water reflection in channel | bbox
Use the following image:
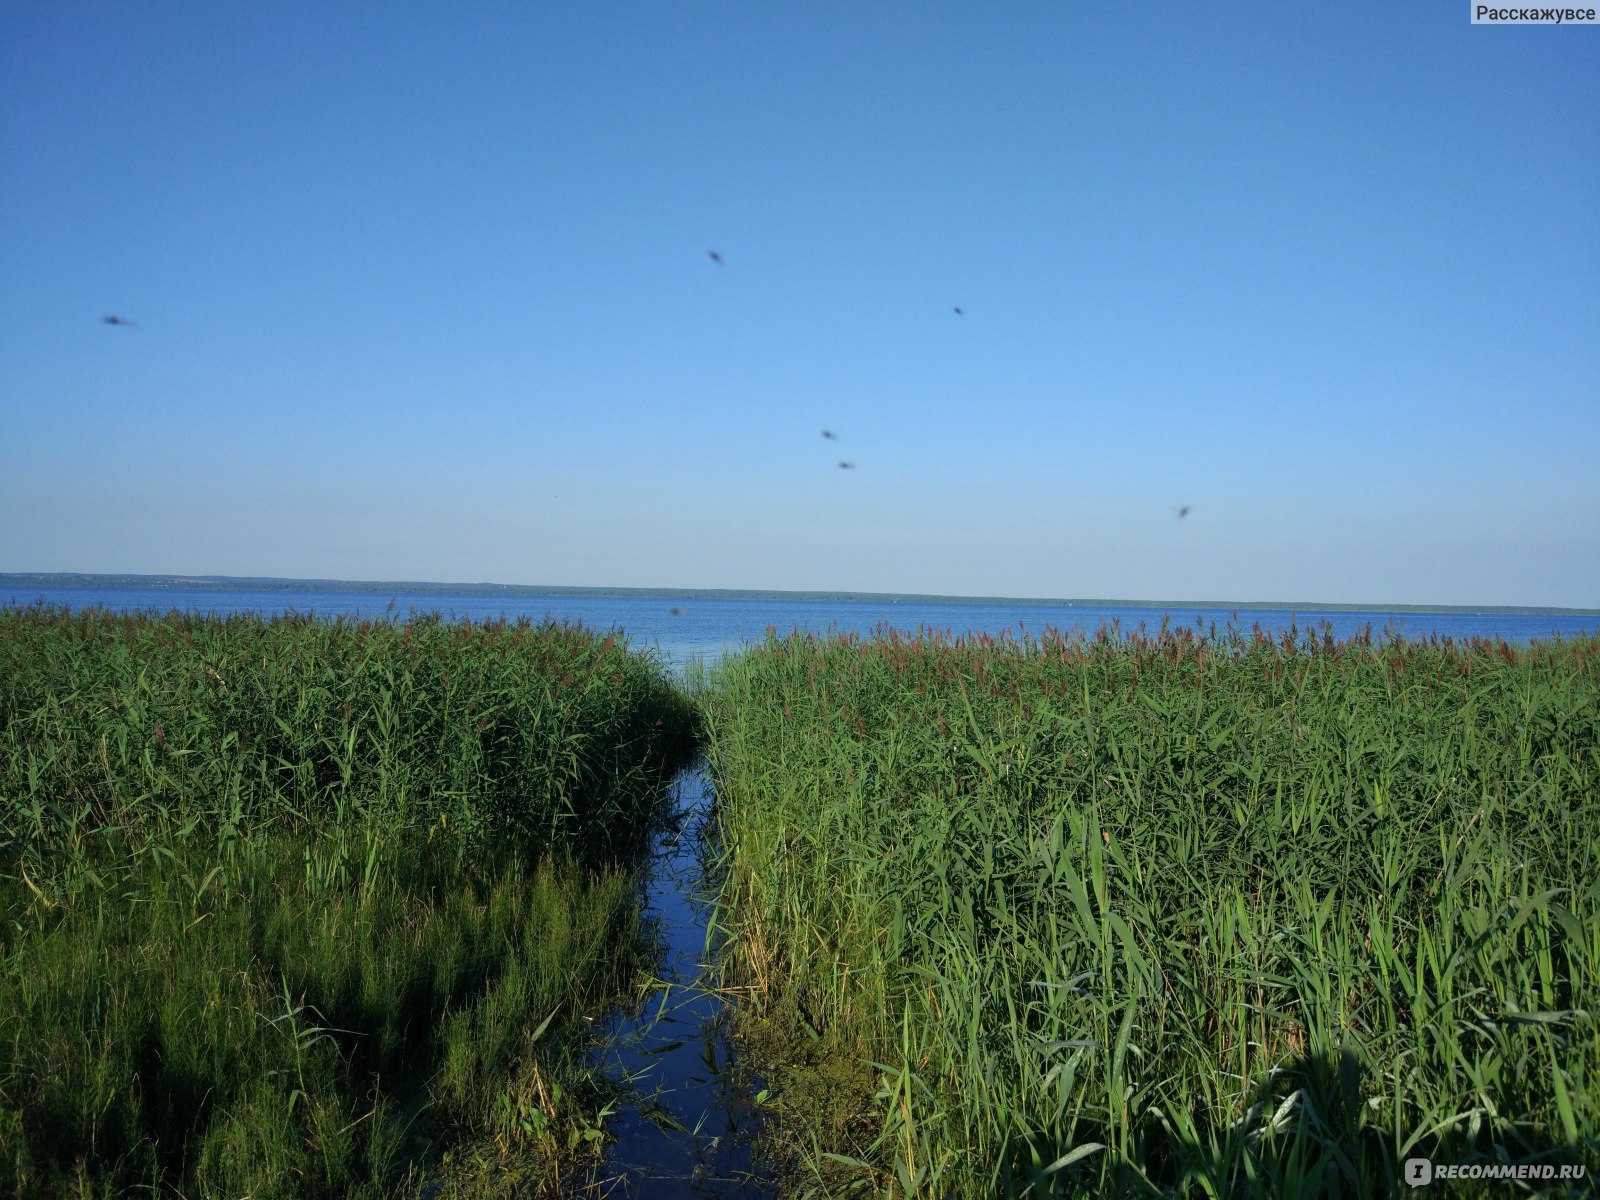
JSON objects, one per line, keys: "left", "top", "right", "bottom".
{"left": 590, "top": 762, "right": 777, "bottom": 1197}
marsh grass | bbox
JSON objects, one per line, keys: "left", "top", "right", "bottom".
{"left": 702, "top": 622, "right": 1599, "bottom": 1197}
{"left": 0, "top": 605, "right": 696, "bottom": 868}
{"left": 1, "top": 605, "right": 698, "bottom": 1198}
{"left": 3, "top": 838, "right": 640, "bottom": 1198}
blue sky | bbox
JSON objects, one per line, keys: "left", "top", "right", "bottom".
{"left": 2, "top": 3, "right": 1595, "bottom": 606}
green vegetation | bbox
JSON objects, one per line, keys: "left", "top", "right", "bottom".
{"left": 702, "top": 623, "right": 1600, "bottom": 1197}
{"left": 1, "top": 605, "right": 696, "bottom": 1198}
{"left": 9, "top": 603, "right": 1597, "bottom": 1198}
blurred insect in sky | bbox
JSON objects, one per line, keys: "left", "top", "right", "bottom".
{"left": 838, "top": 461, "right": 856, "bottom": 470}
{"left": 103, "top": 315, "right": 138, "bottom": 327}
{"left": 952, "top": 307, "right": 964, "bottom": 316}
{"left": 706, "top": 250, "right": 723, "bottom": 265}
{"left": 1177, "top": 506, "right": 1191, "bottom": 520}
{"left": 821, "top": 430, "right": 839, "bottom": 441}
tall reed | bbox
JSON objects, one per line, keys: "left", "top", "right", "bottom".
{"left": 1, "top": 604, "right": 698, "bottom": 1198}
{"left": 1, "top": 605, "right": 697, "bottom": 871}
{"left": 703, "top": 623, "right": 1599, "bottom": 1197}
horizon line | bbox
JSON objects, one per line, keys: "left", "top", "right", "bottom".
{"left": 3, "top": 572, "right": 1597, "bottom": 618}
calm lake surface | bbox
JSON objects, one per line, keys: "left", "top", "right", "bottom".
{"left": 4, "top": 581, "right": 1595, "bottom": 672}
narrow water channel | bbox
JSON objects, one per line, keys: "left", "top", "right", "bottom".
{"left": 590, "top": 761, "right": 778, "bottom": 1197}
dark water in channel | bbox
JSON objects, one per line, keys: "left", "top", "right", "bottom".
{"left": 588, "top": 762, "right": 775, "bottom": 1197}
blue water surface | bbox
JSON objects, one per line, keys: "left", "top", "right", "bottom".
{"left": 4, "top": 582, "right": 1595, "bottom": 673}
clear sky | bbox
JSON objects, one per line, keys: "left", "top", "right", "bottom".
{"left": 2, "top": 3, "right": 1595, "bottom": 606}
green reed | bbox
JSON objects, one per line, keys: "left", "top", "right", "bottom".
{"left": 701, "top": 622, "right": 1599, "bottom": 1197}
{"left": 2, "top": 838, "right": 641, "bottom": 1198}
{"left": 1, "top": 604, "right": 698, "bottom": 1198}
{"left": 1, "top": 604, "right": 696, "bottom": 869}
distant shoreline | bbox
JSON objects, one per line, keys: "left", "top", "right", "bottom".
{"left": 4, "top": 573, "right": 1595, "bottom": 618}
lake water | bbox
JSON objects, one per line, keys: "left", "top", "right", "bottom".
{"left": 4, "top": 581, "right": 1595, "bottom": 675}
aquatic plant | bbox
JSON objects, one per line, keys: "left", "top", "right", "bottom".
{"left": 0, "top": 605, "right": 697, "bottom": 1197}
{"left": 703, "top": 623, "right": 1600, "bottom": 1197}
